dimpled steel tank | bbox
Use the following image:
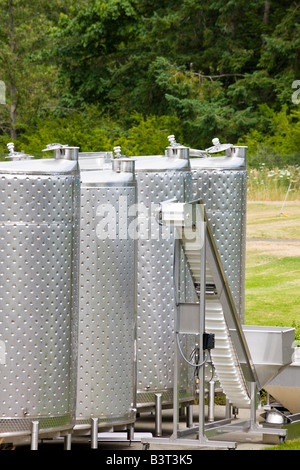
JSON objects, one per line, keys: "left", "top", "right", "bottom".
{"left": 74, "top": 157, "right": 136, "bottom": 443}
{"left": 0, "top": 150, "right": 80, "bottom": 447}
{"left": 132, "top": 141, "right": 195, "bottom": 410}
{"left": 190, "top": 144, "right": 247, "bottom": 322}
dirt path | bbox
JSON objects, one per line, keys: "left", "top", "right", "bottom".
{"left": 246, "top": 201, "right": 300, "bottom": 247}
{"left": 246, "top": 239, "right": 300, "bottom": 257}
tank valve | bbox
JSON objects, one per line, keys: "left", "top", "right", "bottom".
{"left": 205, "top": 138, "right": 233, "bottom": 154}
{"left": 166, "top": 135, "right": 189, "bottom": 160}
{"left": 167, "top": 135, "right": 178, "bottom": 147}
{"left": 6, "top": 142, "right": 33, "bottom": 160}
{"left": 42, "top": 143, "right": 69, "bottom": 151}
{"left": 113, "top": 146, "right": 122, "bottom": 158}
{"left": 7, "top": 142, "right": 15, "bottom": 154}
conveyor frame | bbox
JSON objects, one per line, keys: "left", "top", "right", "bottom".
{"left": 141, "top": 200, "right": 287, "bottom": 450}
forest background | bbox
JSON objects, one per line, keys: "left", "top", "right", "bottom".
{"left": 0, "top": 0, "right": 299, "bottom": 169}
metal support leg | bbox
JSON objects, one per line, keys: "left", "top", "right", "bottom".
{"left": 232, "top": 406, "right": 238, "bottom": 419}
{"left": 208, "top": 380, "right": 215, "bottom": 423}
{"left": 91, "top": 418, "right": 98, "bottom": 449}
{"left": 155, "top": 393, "right": 162, "bottom": 437}
{"left": 197, "top": 224, "right": 207, "bottom": 441}
{"left": 225, "top": 398, "right": 231, "bottom": 419}
{"left": 186, "top": 404, "right": 193, "bottom": 428}
{"left": 250, "top": 382, "right": 257, "bottom": 430}
{"left": 31, "top": 421, "right": 39, "bottom": 450}
{"left": 64, "top": 433, "right": 72, "bottom": 450}
{"left": 127, "top": 423, "right": 134, "bottom": 442}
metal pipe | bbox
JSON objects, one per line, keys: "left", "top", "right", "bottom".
{"left": 225, "top": 398, "right": 231, "bottom": 419}
{"left": 186, "top": 404, "right": 193, "bottom": 428}
{"left": 56, "top": 146, "right": 79, "bottom": 161}
{"left": 208, "top": 380, "right": 215, "bottom": 422}
{"left": 112, "top": 158, "right": 135, "bottom": 174}
{"left": 250, "top": 382, "right": 257, "bottom": 429}
{"left": 127, "top": 423, "right": 134, "bottom": 442}
{"left": 30, "top": 421, "right": 39, "bottom": 450}
{"left": 155, "top": 393, "right": 162, "bottom": 437}
{"left": 91, "top": 417, "right": 99, "bottom": 449}
{"left": 172, "top": 238, "right": 181, "bottom": 439}
{"left": 64, "top": 433, "right": 72, "bottom": 450}
{"left": 198, "top": 222, "right": 207, "bottom": 439}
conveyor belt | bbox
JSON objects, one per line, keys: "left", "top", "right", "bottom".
{"left": 182, "top": 237, "right": 250, "bottom": 407}
{"left": 205, "top": 300, "right": 251, "bottom": 408}
{"left": 164, "top": 207, "right": 251, "bottom": 408}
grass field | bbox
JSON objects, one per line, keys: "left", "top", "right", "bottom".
{"left": 247, "top": 166, "right": 300, "bottom": 202}
{"left": 245, "top": 201, "right": 300, "bottom": 341}
{"left": 245, "top": 200, "right": 300, "bottom": 450}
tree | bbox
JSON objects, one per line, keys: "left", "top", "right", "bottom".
{"left": 1, "top": 0, "right": 299, "bottom": 156}
{"left": 0, "top": 0, "right": 75, "bottom": 139}
{"left": 49, "top": 0, "right": 299, "bottom": 148}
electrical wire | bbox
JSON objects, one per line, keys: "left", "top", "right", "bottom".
{"left": 176, "top": 333, "right": 209, "bottom": 368}
{"left": 206, "top": 349, "right": 216, "bottom": 383}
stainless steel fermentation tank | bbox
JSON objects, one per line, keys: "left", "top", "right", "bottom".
{"left": 190, "top": 140, "right": 248, "bottom": 322}
{"left": 74, "top": 154, "right": 136, "bottom": 447}
{"left": 0, "top": 145, "right": 80, "bottom": 449}
{"left": 131, "top": 139, "right": 196, "bottom": 415}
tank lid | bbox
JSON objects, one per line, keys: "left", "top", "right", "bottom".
{"left": 132, "top": 154, "right": 190, "bottom": 171}
{"left": 206, "top": 138, "right": 233, "bottom": 154}
{"left": 79, "top": 152, "right": 113, "bottom": 170}
{"left": 0, "top": 158, "right": 78, "bottom": 175}
{"left": 189, "top": 139, "right": 247, "bottom": 169}
{"left": 42, "top": 143, "right": 69, "bottom": 151}
{"left": 42, "top": 143, "right": 79, "bottom": 161}
{"left": 190, "top": 155, "right": 246, "bottom": 170}
{"left": 80, "top": 168, "right": 135, "bottom": 186}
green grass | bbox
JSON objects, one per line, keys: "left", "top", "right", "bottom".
{"left": 247, "top": 166, "right": 300, "bottom": 202}
{"left": 246, "top": 201, "right": 300, "bottom": 240}
{"left": 230, "top": 200, "right": 300, "bottom": 449}
{"left": 245, "top": 201, "right": 300, "bottom": 340}
{"left": 263, "top": 439, "right": 300, "bottom": 450}
{"left": 245, "top": 202, "right": 300, "bottom": 449}
{"left": 245, "top": 255, "right": 300, "bottom": 340}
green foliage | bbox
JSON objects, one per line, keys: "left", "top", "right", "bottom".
{"left": 47, "top": 0, "right": 300, "bottom": 151}
{"left": 0, "top": 107, "right": 181, "bottom": 158}
{"left": 51, "top": 0, "right": 140, "bottom": 110}
{"left": 239, "top": 105, "right": 300, "bottom": 167}
{"left": 0, "top": 0, "right": 300, "bottom": 160}
{"left": 0, "top": 0, "right": 64, "bottom": 131}
{"left": 116, "top": 113, "right": 182, "bottom": 156}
